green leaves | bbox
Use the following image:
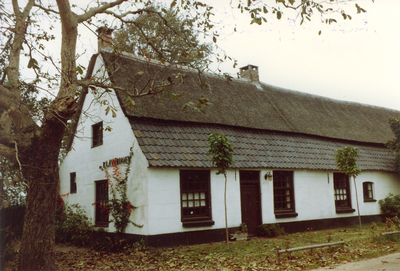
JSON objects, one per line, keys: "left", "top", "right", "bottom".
{"left": 355, "top": 4, "right": 367, "bottom": 14}
{"left": 27, "top": 58, "right": 39, "bottom": 69}
{"left": 276, "top": 11, "right": 282, "bottom": 20}
{"left": 105, "top": 106, "right": 117, "bottom": 118}
{"left": 123, "top": 96, "right": 136, "bottom": 112}
{"left": 75, "top": 65, "right": 85, "bottom": 75}
{"left": 182, "top": 96, "right": 210, "bottom": 113}
{"left": 113, "top": 2, "right": 213, "bottom": 69}
{"left": 386, "top": 117, "right": 400, "bottom": 172}
{"left": 208, "top": 133, "right": 234, "bottom": 175}
{"left": 335, "top": 147, "right": 361, "bottom": 178}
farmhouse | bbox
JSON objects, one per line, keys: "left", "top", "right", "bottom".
{"left": 59, "top": 34, "right": 400, "bottom": 246}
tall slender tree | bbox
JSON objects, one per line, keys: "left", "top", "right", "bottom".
{"left": 208, "top": 133, "right": 234, "bottom": 249}
{"left": 335, "top": 147, "right": 362, "bottom": 229}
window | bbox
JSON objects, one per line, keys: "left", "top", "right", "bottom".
{"left": 180, "top": 170, "right": 214, "bottom": 227}
{"left": 70, "top": 172, "right": 77, "bottom": 194}
{"left": 333, "top": 173, "right": 355, "bottom": 213}
{"left": 95, "top": 180, "right": 109, "bottom": 227}
{"left": 273, "top": 171, "right": 297, "bottom": 218}
{"left": 363, "top": 182, "right": 376, "bottom": 202}
{"left": 92, "top": 122, "right": 103, "bottom": 147}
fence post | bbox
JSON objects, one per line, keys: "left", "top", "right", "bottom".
{"left": 276, "top": 246, "right": 280, "bottom": 264}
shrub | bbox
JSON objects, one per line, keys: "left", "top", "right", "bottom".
{"left": 379, "top": 193, "right": 400, "bottom": 219}
{"left": 55, "top": 196, "right": 137, "bottom": 252}
{"left": 257, "top": 224, "right": 285, "bottom": 237}
{"left": 90, "top": 229, "right": 131, "bottom": 252}
{"left": 55, "top": 198, "right": 94, "bottom": 247}
{"left": 0, "top": 204, "right": 25, "bottom": 266}
{"left": 0, "top": 204, "right": 25, "bottom": 239}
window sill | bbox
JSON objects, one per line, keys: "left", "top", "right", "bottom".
{"left": 92, "top": 144, "right": 103, "bottom": 148}
{"left": 364, "top": 199, "right": 377, "bottom": 202}
{"left": 182, "top": 220, "right": 215, "bottom": 228}
{"left": 274, "top": 212, "right": 298, "bottom": 218}
{"left": 335, "top": 208, "right": 355, "bottom": 214}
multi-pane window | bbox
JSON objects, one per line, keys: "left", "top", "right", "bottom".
{"left": 180, "top": 170, "right": 212, "bottom": 226}
{"left": 92, "top": 122, "right": 103, "bottom": 147}
{"left": 333, "top": 173, "right": 354, "bottom": 213}
{"left": 95, "top": 180, "right": 109, "bottom": 227}
{"left": 70, "top": 172, "right": 77, "bottom": 194}
{"left": 363, "top": 182, "right": 375, "bottom": 202}
{"left": 273, "top": 171, "right": 297, "bottom": 218}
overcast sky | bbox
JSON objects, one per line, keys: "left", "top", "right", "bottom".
{"left": 14, "top": 0, "right": 400, "bottom": 111}
{"left": 200, "top": 0, "right": 400, "bottom": 111}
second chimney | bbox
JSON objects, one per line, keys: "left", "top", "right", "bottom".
{"left": 97, "top": 27, "right": 114, "bottom": 52}
{"left": 239, "top": 65, "right": 259, "bottom": 83}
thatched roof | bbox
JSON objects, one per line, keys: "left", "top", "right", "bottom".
{"left": 101, "top": 51, "right": 400, "bottom": 145}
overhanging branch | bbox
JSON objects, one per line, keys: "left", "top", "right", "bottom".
{"left": 76, "top": 0, "right": 127, "bottom": 23}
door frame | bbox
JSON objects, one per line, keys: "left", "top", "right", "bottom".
{"left": 239, "top": 170, "right": 262, "bottom": 236}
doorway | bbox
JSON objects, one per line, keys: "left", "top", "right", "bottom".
{"left": 240, "top": 171, "right": 262, "bottom": 236}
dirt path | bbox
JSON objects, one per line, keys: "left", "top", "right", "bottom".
{"left": 311, "top": 252, "right": 400, "bottom": 271}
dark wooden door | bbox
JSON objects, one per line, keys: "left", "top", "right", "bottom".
{"left": 240, "top": 171, "right": 262, "bottom": 236}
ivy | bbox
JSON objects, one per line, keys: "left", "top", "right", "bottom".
{"left": 102, "top": 148, "right": 143, "bottom": 233}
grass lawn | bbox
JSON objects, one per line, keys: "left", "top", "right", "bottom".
{"left": 4, "top": 222, "right": 400, "bottom": 270}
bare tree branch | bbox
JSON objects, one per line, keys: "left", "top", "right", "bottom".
{"left": 102, "top": 7, "right": 160, "bottom": 19}
{"left": 76, "top": 0, "right": 127, "bottom": 23}
{"left": 0, "top": 85, "right": 37, "bottom": 131}
{"left": 33, "top": 3, "right": 59, "bottom": 15}
{"left": 7, "top": 0, "right": 35, "bottom": 90}
{"left": 56, "top": 0, "right": 78, "bottom": 98}
{"left": 11, "top": 0, "right": 20, "bottom": 16}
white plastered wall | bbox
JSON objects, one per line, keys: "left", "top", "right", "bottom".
{"left": 59, "top": 54, "right": 150, "bottom": 234}
{"left": 145, "top": 169, "right": 242, "bottom": 235}
{"left": 143, "top": 167, "right": 400, "bottom": 235}
{"left": 259, "top": 169, "right": 400, "bottom": 225}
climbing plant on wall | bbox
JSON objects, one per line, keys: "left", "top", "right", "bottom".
{"left": 101, "top": 148, "right": 143, "bottom": 233}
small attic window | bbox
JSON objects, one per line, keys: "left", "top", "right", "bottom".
{"left": 92, "top": 122, "right": 103, "bottom": 148}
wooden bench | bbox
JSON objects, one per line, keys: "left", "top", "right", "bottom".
{"left": 380, "top": 231, "right": 400, "bottom": 240}
{"left": 276, "top": 240, "right": 345, "bottom": 263}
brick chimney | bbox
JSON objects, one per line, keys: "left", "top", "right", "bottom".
{"left": 239, "top": 65, "right": 259, "bottom": 83}
{"left": 96, "top": 27, "right": 114, "bottom": 52}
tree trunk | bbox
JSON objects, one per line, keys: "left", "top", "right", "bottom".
{"left": 224, "top": 172, "right": 229, "bottom": 249}
{"left": 18, "top": 119, "right": 66, "bottom": 271}
{"left": 353, "top": 176, "right": 362, "bottom": 229}
{"left": 18, "top": 171, "right": 58, "bottom": 270}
